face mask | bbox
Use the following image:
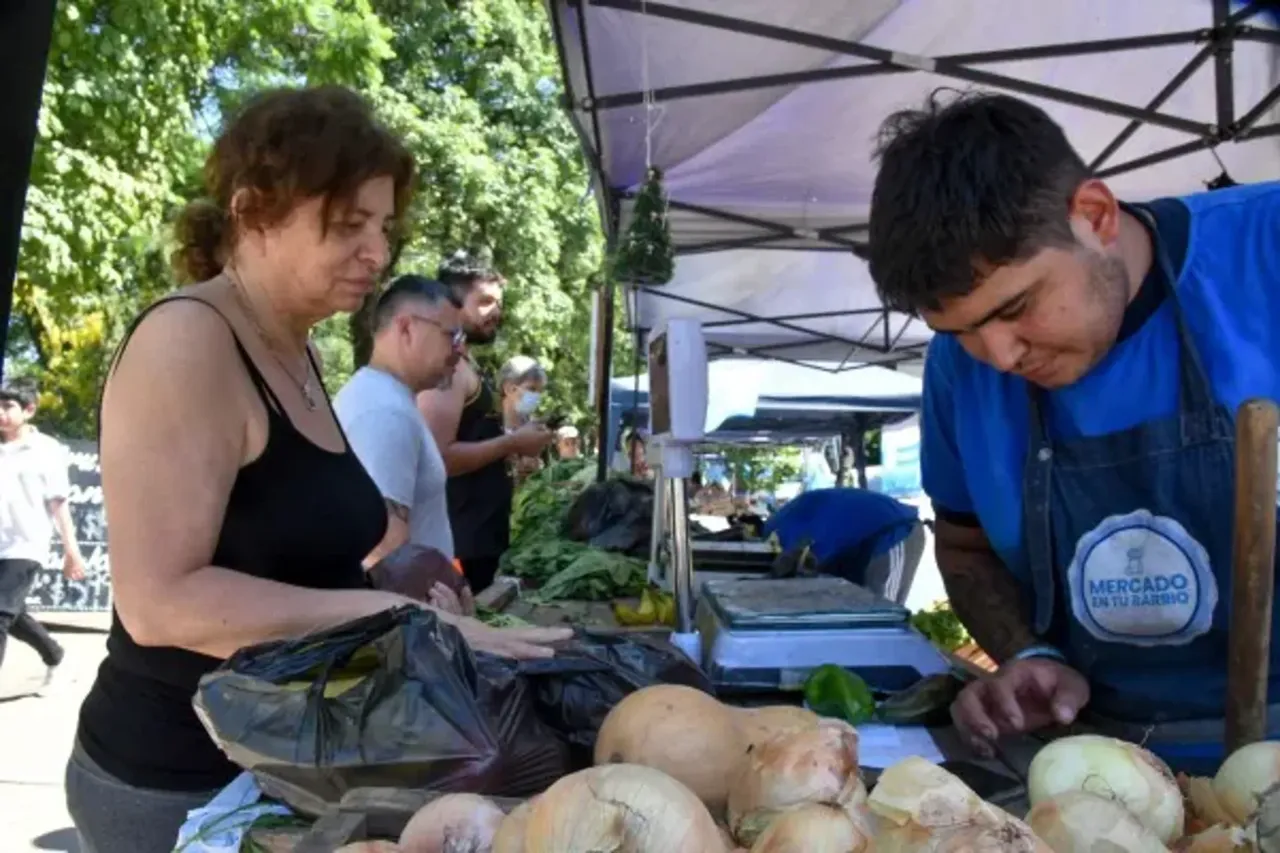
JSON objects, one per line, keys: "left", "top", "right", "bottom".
{"left": 514, "top": 390, "right": 542, "bottom": 416}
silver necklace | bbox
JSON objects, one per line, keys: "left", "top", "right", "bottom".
{"left": 224, "top": 270, "right": 319, "bottom": 411}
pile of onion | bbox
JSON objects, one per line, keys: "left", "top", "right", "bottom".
{"left": 593, "top": 684, "right": 820, "bottom": 819}
{"left": 1185, "top": 740, "right": 1280, "bottom": 831}
{"left": 726, "top": 718, "right": 865, "bottom": 846}
{"left": 868, "top": 756, "right": 1049, "bottom": 851}
{"left": 1027, "top": 734, "right": 1184, "bottom": 844}
{"left": 1027, "top": 790, "right": 1168, "bottom": 852}
{"left": 517, "top": 763, "right": 729, "bottom": 852}
{"left": 398, "top": 793, "right": 506, "bottom": 853}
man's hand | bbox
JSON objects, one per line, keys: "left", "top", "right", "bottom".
{"left": 951, "top": 657, "right": 1090, "bottom": 757}
{"left": 507, "top": 422, "right": 553, "bottom": 457}
{"left": 63, "top": 551, "right": 87, "bottom": 582}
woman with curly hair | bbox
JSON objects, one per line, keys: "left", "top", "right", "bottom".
{"left": 64, "top": 85, "right": 569, "bottom": 853}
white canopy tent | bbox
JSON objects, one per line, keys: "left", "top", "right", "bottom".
{"left": 548, "top": 0, "right": 1280, "bottom": 381}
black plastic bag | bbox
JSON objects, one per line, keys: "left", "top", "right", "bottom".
{"left": 512, "top": 629, "right": 713, "bottom": 766}
{"left": 564, "top": 477, "right": 654, "bottom": 554}
{"left": 194, "top": 606, "right": 571, "bottom": 816}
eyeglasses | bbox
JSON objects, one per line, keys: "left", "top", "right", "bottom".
{"left": 408, "top": 315, "right": 466, "bottom": 350}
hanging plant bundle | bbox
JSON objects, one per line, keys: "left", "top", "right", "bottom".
{"left": 612, "top": 167, "right": 675, "bottom": 286}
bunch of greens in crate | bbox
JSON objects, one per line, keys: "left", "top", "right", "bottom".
{"left": 502, "top": 459, "right": 648, "bottom": 601}
{"left": 508, "top": 457, "right": 594, "bottom": 545}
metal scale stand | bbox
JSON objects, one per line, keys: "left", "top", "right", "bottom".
{"left": 646, "top": 320, "right": 950, "bottom": 696}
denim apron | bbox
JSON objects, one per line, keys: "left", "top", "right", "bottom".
{"left": 1020, "top": 208, "right": 1280, "bottom": 774}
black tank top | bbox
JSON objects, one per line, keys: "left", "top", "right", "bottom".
{"left": 445, "top": 365, "right": 513, "bottom": 559}
{"left": 76, "top": 297, "right": 387, "bottom": 791}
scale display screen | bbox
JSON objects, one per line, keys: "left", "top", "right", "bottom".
{"left": 649, "top": 332, "right": 671, "bottom": 435}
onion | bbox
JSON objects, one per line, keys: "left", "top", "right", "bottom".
{"left": 1173, "top": 823, "right": 1251, "bottom": 852}
{"left": 398, "top": 793, "right": 505, "bottom": 853}
{"left": 1186, "top": 775, "right": 1236, "bottom": 828}
{"left": 1027, "top": 734, "right": 1184, "bottom": 843}
{"left": 735, "top": 705, "right": 821, "bottom": 752}
{"left": 490, "top": 798, "right": 534, "bottom": 853}
{"left": 868, "top": 756, "right": 994, "bottom": 831}
{"left": 521, "top": 763, "right": 728, "bottom": 853}
{"left": 747, "top": 803, "right": 873, "bottom": 852}
{"left": 593, "top": 684, "right": 745, "bottom": 816}
{"left": 726, "top": 719, "right": 864, "bottom": 846}
{"left": 1026, "top": 790, "right": 1168, "bottom": 852}
{"left": 1213, "top": 741, "right": 1280, "bottom": 825}
{"left": 923, "top": 822, "right": 1054, "bottom": 852}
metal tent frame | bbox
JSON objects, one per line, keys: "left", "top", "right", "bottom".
{"left": 545, "top": 0, "right": 1280, "bottom": 434}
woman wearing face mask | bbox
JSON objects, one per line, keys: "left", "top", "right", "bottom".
{"left": 498, "top": 356, "right": 548, "bottom": 482}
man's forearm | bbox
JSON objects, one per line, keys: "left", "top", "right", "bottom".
{"left": 935, "top": 526, "right": 1036, "bottom": 663}
{"left": 442, "top": 435, "right": 514, "bottom": 476}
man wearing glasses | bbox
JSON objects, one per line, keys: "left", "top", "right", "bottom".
{"left": 335, "top": 275, "right": 471, "bottom": 613}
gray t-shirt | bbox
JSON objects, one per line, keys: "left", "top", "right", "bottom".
{"left": 334, "top": 367, "right": 454, "bottom": 559}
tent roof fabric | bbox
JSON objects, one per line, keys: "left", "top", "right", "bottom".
{"left": 550, "top": 0, "right": 1280, "bottom": 369}
{"left": 610, "top": 358, "right": 922, "bottom": 441}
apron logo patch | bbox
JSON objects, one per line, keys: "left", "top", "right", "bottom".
{"left": 1067, "top": 509, "right": 1217, "bottom": 648}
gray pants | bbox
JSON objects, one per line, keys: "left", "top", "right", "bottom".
{"left": 65, "top": 740, "right": 219, "bottom": 853}
{"left": 864, "top": 520, "right": 928, "bottom": 605}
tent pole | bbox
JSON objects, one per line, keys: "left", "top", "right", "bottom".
{"left": 0, "top": 0, "right": 57, "bottom": 382}
{"left": 594, "top": 281, "right": 616, "bottom": 483}
{"left": 1212, "top": 0, "right": 1236, "bottom": 132}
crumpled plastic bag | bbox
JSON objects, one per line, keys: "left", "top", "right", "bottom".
{"left": 171, "top": 772, "right": 292, "bottom": 852}
{"left": 514, "top": 629, "right": 712, "bottom": 766}
{"left": 194, "top": 606, "right": 571, "bottom": 816}
{"left": 564, "top": 477, "right": 654, "bottom": 554}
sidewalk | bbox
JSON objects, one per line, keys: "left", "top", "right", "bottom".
{"left": 0, "top": 613, "right": 110, "bottom": 853}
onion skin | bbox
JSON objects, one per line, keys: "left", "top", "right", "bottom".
{"left": 491, "top": 799, "right": 534, "bottom": 853}
{"left": 868, "top": 756, "right": 993, "bottom": 831}
{"left": 1172, "top": 823, "right": 1251, "bottom": 852}
{"left": 1214, "top": 741, "right": 1280, "bottom": 825}
{"left": 747, "top": 803, "right": 873, "bottom": 852}
{"left": 1027, "top": 734, "right": 1184, "bottom": 843}
{"left": 398, "top": 793, "right": 505, "bottom": 853}
{"left": 733, "top": 706, "right": 821, "bottom": 752}
{"left": 1026, "top": 790, "right": 1168, "bottom": 853}
{"left": 522, "top": 763, "right": 728, "bottom": 853}
{"left": 727, "top": 719, "right": 863, "bottom": 846}
{"left": 593, "top": 684, "right": 744, "bottom": 816}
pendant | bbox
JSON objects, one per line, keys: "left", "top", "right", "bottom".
{"left": 302, "top": 381, "right": 319, "bottom": 411}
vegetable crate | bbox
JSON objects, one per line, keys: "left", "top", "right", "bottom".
{"left": 289, "top": 788, "right": 525, "bottom": 851}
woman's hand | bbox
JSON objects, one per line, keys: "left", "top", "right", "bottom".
{"left": 427, "top": 582, "right": 476, "bottom": 616}
{"left": 451, "top": 617, "right": 574, "bottom": 659}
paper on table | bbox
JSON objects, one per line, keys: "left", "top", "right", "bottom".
{"left": 856, "top": 723, "right": 946, "bottom": 769}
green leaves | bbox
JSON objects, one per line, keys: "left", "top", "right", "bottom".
{"left": 13, "top": 0, "right": 606, "bottom": 440}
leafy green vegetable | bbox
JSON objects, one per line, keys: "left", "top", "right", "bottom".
{"left": 475, "top": 606, "right": 533, "bottom": 629}
{"left": 911, "top": 601, "right": 971, "bottom": 652}
{"left": 502, "top": 459, "right": 646, "bottom": 602}
{"left": 530, "top": 549, "right": 647, "bottom": 602}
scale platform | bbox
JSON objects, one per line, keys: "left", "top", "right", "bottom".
{"left": 694, "top": 576, "right": 951, "bottom": 695}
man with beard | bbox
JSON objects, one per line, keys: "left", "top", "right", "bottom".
{"left": 867, "top": 91, "right": 1280, "bottom": 772}
{"left": 419, "top": 253, "right": 553, "bottom": 593}
{"left": 335, "top": 275, "right": 471, "bottom": 612}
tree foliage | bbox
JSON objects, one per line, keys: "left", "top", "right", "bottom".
{"left": 10, "top": 0, "right": 607, "bottom": 439}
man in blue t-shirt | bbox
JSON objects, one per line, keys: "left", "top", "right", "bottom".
{"left": 764, "top": 487, "right": 923, "bottom": 602}
{"left": 867, "top": 91, "right": 1280, "bottom": 769}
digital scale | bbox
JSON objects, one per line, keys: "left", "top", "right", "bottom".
{"left": 645, "top": 319, "right": 948, "bottom": 694}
